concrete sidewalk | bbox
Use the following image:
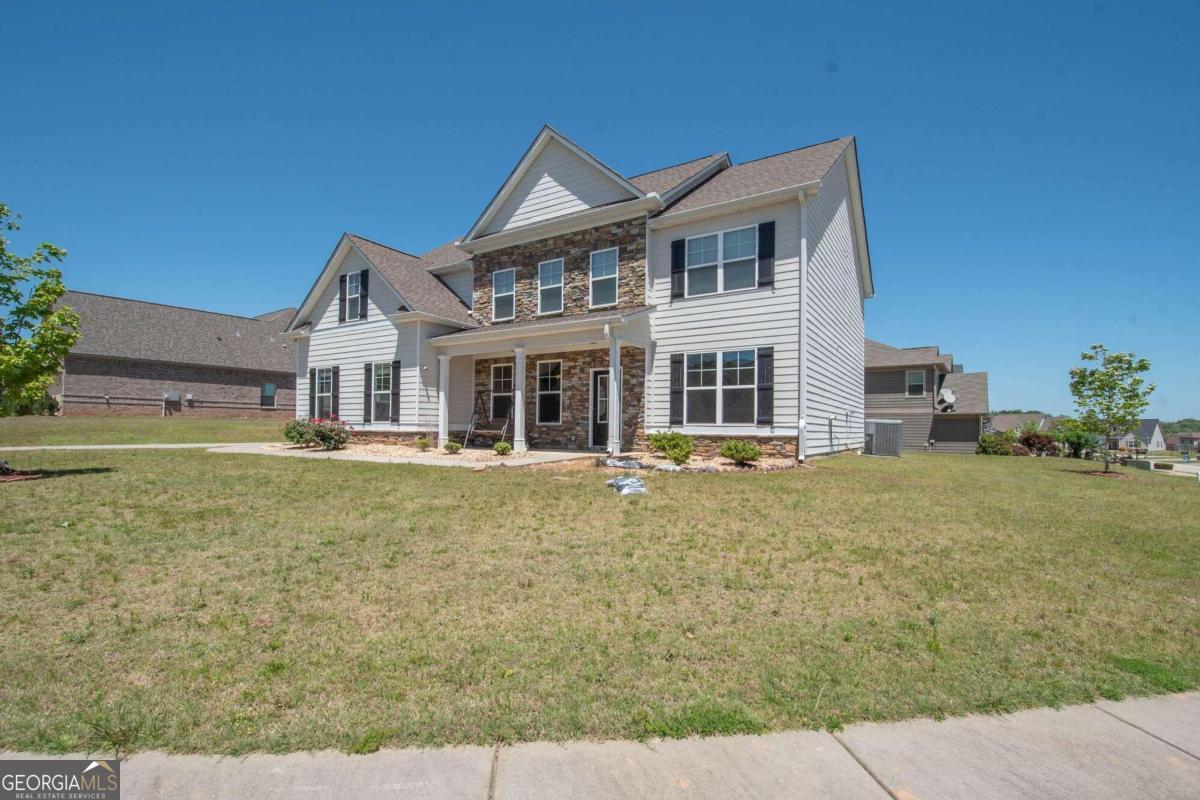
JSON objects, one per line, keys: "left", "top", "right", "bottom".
{"left": 3, "top": 692, "right": 1197, "bottom": 799}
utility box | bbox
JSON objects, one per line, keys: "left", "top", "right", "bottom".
{"left": 865, "top": 419, "right": 903, "bottom": 457}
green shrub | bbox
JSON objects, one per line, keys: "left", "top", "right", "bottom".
{"left": 443, "top": 441, "right": 463, "bottom": 454}
{"left": 648, "top": 432, "right": 693, "bottom": 465}
{"left": 719, "top": 439, "right": 761, "bottom": 465}
{"left": 1057, "top": 427, "right": 1099, "bottom": 459}
{"left": 283, "top": 419, "right": 316, "bottom": 446}
{"left": 413, "top": 435, "right": 432, "bottom": 451}
{"left": 7, "top": 391, "right": 59, "bottom": 416}
{"left": 976, "top": 433, "right": 1014, "bottom": 455}
{"left": 310, "top": 419, "right": 350, "bottom": 451}
{"left": 494, "top": 441, "right": 513, "bottom": 456}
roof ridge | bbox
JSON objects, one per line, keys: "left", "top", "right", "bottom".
{"left": 626, "top": 152, "right": 725, "bottom": 179}
{"left": 63, "top": 290, "right": 271, "bottom": 322}
{"left": 731, "top": 136, "right": 851, "bottom": 168}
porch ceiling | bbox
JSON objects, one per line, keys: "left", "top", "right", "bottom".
{"left": 430, "top": 306, "right": 652, "bottom": 358}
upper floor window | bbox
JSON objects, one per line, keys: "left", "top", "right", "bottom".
{"left": 315, "top": 368, "right": 333, "bottom": 418}
{"left": 589, "top": 248, "right": 618, "bottom": 308}
{"left": 344, "top": 272, "right": 362, "bottom": 320}
{"left": 260, "top": 383, "right": 277, "bottom": 408}
{"left": 685, "top": 349, "right": 758, "bottom": 424}
{"left": 372, "top": 362, "right": 392, "bottom": 422}
{"left": 493, "top": 269, "right": 515, "bottom": 321}
{"left": 538, "top": 259, "right": 563, "bottom": 315}
{"left": 906, "top": 370, "right": 925, "bottom": 397}
{"left": 685, "top": 226, "right": 758, "bottom": 297}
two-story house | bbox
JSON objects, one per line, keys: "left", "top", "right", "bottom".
{"left": 287, "top": 126, "right": 873, "bottom": 460}
{"left": 864, "top": 339, "right": 989, "bottom": 453}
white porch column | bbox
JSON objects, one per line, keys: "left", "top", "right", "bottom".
{"left": 513, "top": 347, "right": 527, "bottom": 452}
{"left": 437, "top": 354, "right": 450, "bottom": 447}
{"left": 608, "top": 338, "right": 622, "bottom": 455}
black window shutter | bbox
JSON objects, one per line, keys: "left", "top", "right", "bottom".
{"left": 757, "top": 222, "right": 775, "bottom": 288}
{"left": 338, "top": 275, "right": 347, "bottom": 323}
{"left": 670, "top": 239, "right": 686, "bottom": 300}
{"left": 331, "top": 366, "right": 340, "bottom": 418}
{"left": 756, "top": 347, "right": 774, "bottom": 425}
{"left": 669, "top": 353, "right": 684, "bottom": 425}
{"left": 389, "top": 360, "right": 401, "bottom": 423}
{"left": 308, "top": 368, "right": 316, "bottom": 419}
{"left": 363, "top": 363, "right": 373, "bottom": 424}
{"left": 359, "top": 269, "right": 369, "bottom": 320}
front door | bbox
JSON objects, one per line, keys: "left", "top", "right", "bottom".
{"left": 591, "top": 370, "right": 608, "bottom": 448}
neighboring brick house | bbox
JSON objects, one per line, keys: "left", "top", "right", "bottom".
{"left": 50, "top": 291, "right": 296, "bottom": 417}
{"left": 288, "top": 125, "right": 874, "bottom": 459}
{"left": 864, "top": 339, "right": 989, "bottom": 453}
{"left": 1166, "top": 432, "right": 1200, "bottom": 452}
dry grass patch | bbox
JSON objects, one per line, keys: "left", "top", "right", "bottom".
{"left": 0, "top": 450, "right": 1196, "bottom": 754}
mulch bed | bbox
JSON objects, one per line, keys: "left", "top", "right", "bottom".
{"left": 1084, "top": 470, "right": 1131, "bottom": 479}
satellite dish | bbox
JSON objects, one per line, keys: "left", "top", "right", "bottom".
{"left": 939, "top": 388, "right": 958, "bottom": 405}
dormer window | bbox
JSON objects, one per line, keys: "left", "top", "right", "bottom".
{"left": 538, "top": 259, "right": 563, "bottom": 315}
{"left": 493, "top": 268, "right": 515, "bottom": 321}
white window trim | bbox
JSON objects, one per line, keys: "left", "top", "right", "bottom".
{"left": 537, "top": 258, "right": 564, "bottom": 316}
{"left": 683, "top": 349, "right": 758, "bottom": 426}
{"left": 344, "top": 272, "right": 362, "bottom": 322}
{"left": 906, "top": 369, "right": 926, "bottom": 397}
{"left": 492, "top": 268, "right": 516, "bottom": 322}
{"left": 315, "top": 367, "right": 333, "bottom": 418}
{"left": 588, "top": 247, "right": 619, "bottom": 309}
{"left": 491, "top": 362, "right": 514, "bottom": 419}
{"left": 371, "top": 362, "right": 392, "bottom": 423}
{"left": 535, "top": 359, "right": 563, "bottom": 425}
{"left": 683, "top": 224, "right": 759, "bottom": 299}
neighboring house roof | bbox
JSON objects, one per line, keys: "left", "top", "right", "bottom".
{"left": 61, "top": 291, "right": 294, "bottom": 373}
{"left": 421, "top": 240, "right": 471, "bottom": 270}
{"left": 864, "top": 338, "right": 952, "bottom": 370}
{"left": 989, "top": 413, "right": 1061, "bottom": 433}
{"left": 628, "top": 153, "right": 729, "bottom": 198}
{"left": 254, "top": 307, "right": 298, "bottom": 329}
{"left": 938, "top": 372, "right": 989, "bottom": 416}
{"left": 660, "top": 137, "right": 853, "bottom": 216}
{"left": 1137, "top": 418, "right": 1161, "bottom": 443}
{"left": 345, "top": 235, "right": 477, "bottom": 327}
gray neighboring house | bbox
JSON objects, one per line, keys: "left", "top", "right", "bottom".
{"left": 50, "top": 291, "right": 296, "bottom": 417}
{"left": 864, "top": 339, "right": 989, "bottom": 453}
{"left": 1105, "top": 418, "right": 1166, "bottom": 451}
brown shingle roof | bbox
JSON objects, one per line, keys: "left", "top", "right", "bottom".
{"left": 661, "top": 137, "right": 852, "bottom": 216}
{"left": 989, "top": 413, "right": 1060, "bottom": 433}
{"left": 939, "top": 372, "right": 989, "bottom": 416}
{"left": 421, "top": 240, "right": 471, "bottom": 270}
{"left": 865, "top": 339, "right": 951, "bottom": 370}
{"left": 628, "top": 154, "right": 727, "bottom": 197}
{"left": 62, "top": 291, "right": 294, "bottom": 373}
{"left": 347, "top": 235, "right": 476, "bottom": 327}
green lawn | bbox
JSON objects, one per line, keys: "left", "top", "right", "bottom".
{"left": 0, "top": 416, "right": 286, "bottom": 446}
{"left": 0, "top": 450, "right": 1197, "bottom": 755}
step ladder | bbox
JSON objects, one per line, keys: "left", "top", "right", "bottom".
{"left": 463, "top": 390, "right": 511, "bottom": 447}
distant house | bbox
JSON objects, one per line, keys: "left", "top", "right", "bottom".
{"left": 1166, "top": 432, "right": 1200, "bottom": 452}
{"left": 864, "top": 339, "right": 989, "bottom": 453}
{"left": 1104, "top": 419, "right": 1166, "bottom": 451}
{"left": 989, "top": 413, "right": 1065, "bottom": 434}
{"left": 50, "top": 291, "right": 296, "bottom": 417}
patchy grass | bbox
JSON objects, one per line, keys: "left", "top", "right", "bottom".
{"left": 0, "top": 416, "right": 285, "bottom": 446}
{"left": 0, "top": 450, "right": 1196, "bottom": 754}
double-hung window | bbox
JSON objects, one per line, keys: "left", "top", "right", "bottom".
{"left": 315, "top": 368, "right": 333, "bottom": 418}
{"left": 491, "top": 364, "right": 513, "bottom": 419}
{"left": 589, "top": 248, "right": 618, "bottom": 307}
{"left": 493, "top": 269, "right": 515, "bottom": 321}
{"left": 260, "top": 383, "right": 277, "bottom": 408}
{"left": 538, "top": 259, "right": 563, "bottom": 314}
{"left": 685, "top": 350, "right": 757, "bottom": 424}
{"left": 372, "top": 362, "right": 392, "bottom": 422}
{"left": 536, "top": 360, "right": 562, "bottom": 424}
{"left": 345, "top": 272, "right": 362, "bottom": 320}
{"left": 685, "top": 226, "right": 758, "bottom": 296}
{"left": 906, "top": 370, "right": 925, "bottom": 397}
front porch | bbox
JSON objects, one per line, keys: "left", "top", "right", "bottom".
{"left": 431, "top": 308, "right": 651, "bottom": 454}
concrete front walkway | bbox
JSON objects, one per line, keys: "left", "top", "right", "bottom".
{"left": 207, "top": 442, "right": 595, "bottom": 468}
{"left": 4, "top": 693, "right": 1196, "bottom": 799}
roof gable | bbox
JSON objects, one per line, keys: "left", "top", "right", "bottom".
{"left": 464, "top": 126, "right": 645, "bottom": 241}
{"left": 865, "top": 338, "right": 951, "bottom": 370}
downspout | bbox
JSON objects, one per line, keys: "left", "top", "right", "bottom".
{"left": 796, "top": 191, "right": 812, "bottom": 462}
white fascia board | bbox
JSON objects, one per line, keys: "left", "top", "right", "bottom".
{"left": 286, "top": 235, "right": 355, "bottom": 331}
{"left": 649, "top": 183, "right": 818, "bottom": 230}
{"left": 456, "top": 195, "right": 664, "bottom": 255}
{"left": 389, "top": 310, "right": 476, "bottom": 329}
{"left": 842, "top": 139, "right": 874, "bottom": 299}
{"left": 426, "top": 259, "right": 471, "bottom": 275}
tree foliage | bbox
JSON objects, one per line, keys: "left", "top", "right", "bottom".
{"left": 0, "top": 203, "right": 80, "bottom": 415}
{"left": 1068, "top": 344, "right": 1154, "bottom": 471}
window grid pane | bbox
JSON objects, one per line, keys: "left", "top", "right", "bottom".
{"left": 539, "top": 260, "right": 563, "bottom": 286}
{"left": 540, "top": 286, "right": 562, "bottom": 313}
{"left": 723, "top": 227, "right": 756, "bottom": 260}
{"left": 493, "top": 269, "right": 514, "bottom": 295}
{"left": 686, "top": 234, "right": 718, "bottom": 266}
{"left": 590, "top": 249, "right": 618, "bottom": 278}
{"left": 373, "top": 364, "right": 391, "bottom": 393}
{"left": 494, "top": 294, "right": 514, "bottom": 319}
{"left": 591, "top": 277, "right": 617, "bottom": 306}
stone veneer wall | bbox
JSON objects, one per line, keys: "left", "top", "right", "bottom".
{"left": 472, "top": 217, "right": 646, "bottom": 325}
{"left": 473, "top": 347, "right": 644, "bottom": 450}
{"left": 52, "top": 355, "right": 296, "bottom": 418}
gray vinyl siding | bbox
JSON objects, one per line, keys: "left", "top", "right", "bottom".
{"left": 295, "top": 249, "right": 422, "bottom": 428}
{"left": 864, "top": 368, "right": 936, "bottom": 413}
{"left": 436, "top": 264, "right": 474, "bottom": 308}
{"left": 931, "top": 416, "right": 983, "bottom": 453}
{"left": 803, "top": 153, "right": 866, "bottom": 455}
{"left": 645, "top": 199, "right": 801, "bottom": 435}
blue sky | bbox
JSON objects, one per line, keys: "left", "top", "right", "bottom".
{"left": 6, "top": 1, "right": 1197, "bottom": 417}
